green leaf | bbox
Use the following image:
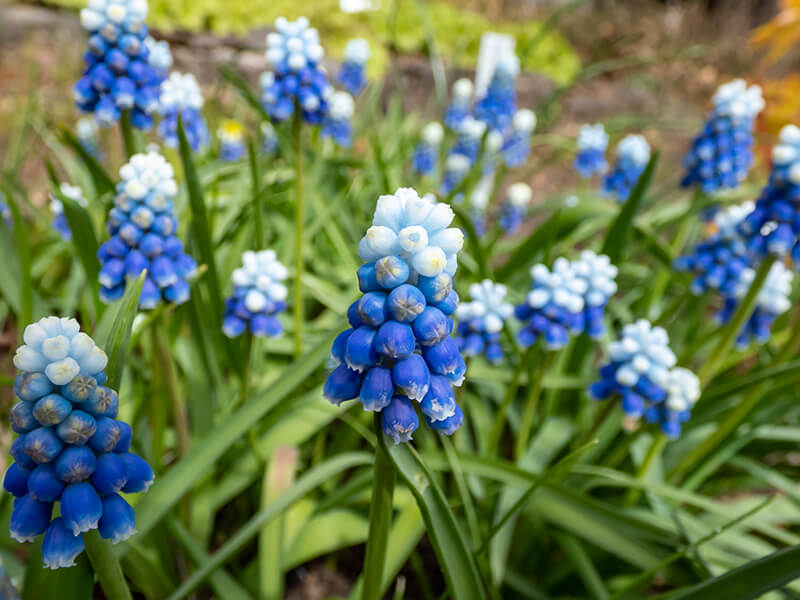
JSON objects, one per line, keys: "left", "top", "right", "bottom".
{"left": 384, "top": 441, "right": 488, "bottom": 600}
{"left": 3, "top": 187, "right": 33, "bottom": 327}
{"left": 60, "top": 127, "right": 115, "bottom": 196}
{"left": 600, "top": 153, "right": 658, "bottom": 263}
{"left": 219, "top": 65, "right": 270, "bottom": 122}
{"left": 21, "top": 540, "right": 94, "bottom": 600}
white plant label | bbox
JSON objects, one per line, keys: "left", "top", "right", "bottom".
{"left": 474, "top": 33, "right": 516, "bottom": 98}
{"left": 340, "top": 0, "right": 380, "bottom": 12}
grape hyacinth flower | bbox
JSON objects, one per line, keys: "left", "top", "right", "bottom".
{"left": 337, "top": 38, "right": 370, "bottom": 96}
{"left": 5, "top": 317, "right": 153, "bottom": 568}
{"left": 261, "top": 17, "right": 332, "bottom": 125}
{"left": 261, "top": 121, "right": 278, "bottom": 156}
{"left": 482, "top": 130, "right": 505, "bottom": 176}
{"left": 681, "top": 79, "right": 764, "bottom": 194}
{"left": 97, "top": 151, "right": 197, "bottom": 309}
{"left": 574, "top": 123, "right": 609, "bottom": 178}
{"left": 144, "top": 35, "right": 172, "bottom": 84}
{"left": 321, "top": 91, "right": 355, "bottom": 148}
{"left": 499, "top": 182, "right": 532, "bottom": 234}
{"left": 589, "top": 319, "right": 699, "bottom": 437}
{"left": 74, "top": 0, "right": 161, "bottom": 129}
{"left": 217, "top": 120, "right": 246, "bottom": 162}
{"left": 602, "top": 134, "right": 650, "bottom": 203}
{"left": 50, "top": 184, "right": 89, "bottom": 241}
{"left": 451, "top": 116, "right": 487, "bottom": 164}
{"left": 324, "top": 188, "right": 467, "bottom": 443}
{"left": 571, "top": 250, "right": 618, "bottom": 339}
{"left": 474, "top": 55, "right": 519, "bottom": 133}
{"left": 157, "top": 72, "right": 209, "bottom": 151}
{"left": 515, "top": 258, "right": 587, "bottom": 350}
{"left": 441, "top": 153, "right": 471, "bottom": 197}
{"left": 412, "top": 122, "right": 444, "bottom": 177}
{"left": 77, "top": 117, "right": 101, "bottom": 157}
{"left": 445, "top": 78, "right": 474, "bottom": 131}
{"left": 503, "top": 109, "right": 536, "bottom": 168}
{"left": 223, "top": 250, "right": 288, "bottom": 338}
{"left": 737, "top": 124, "right": 800, "bottom": 258}
{"left": 454, "top": 280, "right": 513, "bottom": 363}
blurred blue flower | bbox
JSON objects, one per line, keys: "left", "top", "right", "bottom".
{"left": 157, "top": 72, "right": 209, "bottom": 151}
{"left": 261, "top": 121, "right": 279, "bottom": 156}
{"left": 412, "top": 122, "right": 444, "bottom": 177}
{"left": 321, "top": 91, "right": 355, "bottom": 148}
{"left": 441, "top": 153, "right": 471, "bottom": 196}
{"left": 336, "top": 38, "right": 370, "bottom": 96}
{"left": 5, "top": 317, "right": 152, "bottom": 568}
{"left": 503, "top": 109, "right": 536, "bottom": 168}
{"left": 454, "top": 280, "right": 513, "bottom": 363}
{"left": 602, "top": 134, "right": 650, "bottom": 203}
{"left": 474, "top": 55, "right": 519, "bottom": 133}
{"left": 217, "top": 120, "right": 246, "bottom": 162}
{"left": 574, "top": 123, "right": 608, "bottom": 178}
{"left": 571, "top": 250, "right": 618, "bottom": 339}
{"left": 77, "top": 117, "right": 101, "bottom": 158}
{"left": 444, "top": 78, "right": 473, "bottom": 131}
{"left": 144, "top": 35, "right": 171, "bottom": 83}
{"left": 0, "top": 195, "right": 11, "bottom": 228}
{"left": 97, "top": 151, "right": 197, "bottom": 309}
{"left": 223, "top": 250, "right": 288, "bottom": 338}
{"left": 325, "top": 188, "right": 467, "bottom": 443}
{"left": 49, "top": 184, "right": 88, "bottom": 242}
{"left": 499, "top": 182, "right": 532, "bottom": 234}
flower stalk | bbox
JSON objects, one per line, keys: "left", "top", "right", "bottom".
{"left": 293, "top": 107, "right": 305, "bottom": 358}
{"left": 84, "top": 529, "right": 133, "bottom": 600}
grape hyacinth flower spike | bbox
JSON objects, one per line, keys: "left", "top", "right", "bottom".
{"left": 445, "top": 78, "right": 474, "bottom": 130}
{"left": 50, "top": 184, "right": 88, "bottom": 241}
{"left": 412, "top": 122, "right": 444, "bottom": 177}
{"left": 442, "top": 154, "right": 471, "bottom": 197}
{"left": 5, "top": 317, "right": 153, "bottom": 568}
{"left": 454, "top": 280, "right": 513, "bottom": 363}
{"left": 571, "top": 250, "right": 618, "bottom": 339}
{"left": 503, "top": 109, "right": 536, "bottom": 168}
{"left": 77, "top": 117, "right": 101, "bottom": 157}
{"left": 589, "top": 319, "right": 699, "bottom": 438}
{"left": 98, "top": 151, "right": 197, "bottom": 309}
{"left": 337, "top": 38, "right": 370, "bottom": 96}
{"left": 157, "top": 72, "right": 209, "bottom": 151}
{"left": 574, "top": 123, "right": 609, "bottom": 178}
{"left": 324, "top": 187, "right": 467, "bottom": 443}
{"left": 500, "top": 182, "right": 532, "bottom": 234}
{"left": 217, "top": 120, "right": 246, "bottom": 162}
{"left": 474, "top": 54, "right": 519, "bottom": 133}
{"left": 74, "top": 0, "right": 161, "bottom": 129}
{"left": 223, "top": 250, "right": 289, "bottom": 338}
{"left": 261, "top": 17, "right": 331, "bottom": 125}
{"left": 681, "top": 79, "right": 764, "bottom": 194}
{"left": 602, "top": 134, "right": 650, "bottom": 203}
{"left": 261, "top": 121, "right": 279, "bottom": 156}
{"left": 321, "top": 91, "right": 355, "bottom": 148}
{"left": 515, "top": 257, "right": 587, "bottom": 350}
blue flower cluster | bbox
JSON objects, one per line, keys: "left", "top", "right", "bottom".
{"left": 441, "top": 117, "right": 486, "bottom": 194}
{"left": 503, "top": 109, "right": 536, "bottom": 168}
{"left": 602, "top": 134, "right": 650, "bottom": 202}
{"left": 324, "top": 188, "right": 467, "bottom": 443}
{"left": 412, "top": 122, "right": 444, "bottom": 177}
{"left": 445, "top": 78, "right": 474, "bottom": 131}
{"left": 737, "top": 124, "right": 800, "bottom": 257}
{"left": 74, "top": 0, "right": 161, "bottom": 129}
{"left": 49, "top": 184, "right": 88, "bottom": 242}
{"left": 223, "top": 250, "right": 288, "bottom": 338}
{"left": 571, "top": 250, "right": 619, "bottom": 339}
{"left": 681, "top": 80, "right": 764, "bottom": 194}
{"left": 322, "top": 91, "right": 355, "bottom": 148}
{"left": 5, "top": 317, "right": 153, "bottom": 568}
{"left": 589, "top": 320, "right": 700, "bottom": 438}
{"left": 474, "top": 55, "right": 519, "bottom": 134}
{"left": 98, "top": 152, "right": 197, "bottom": 309}
{"left": 454, "top": 280, "right": 513, "bottom": 363}
{"left": 144, "top": 35, "right": 171, "bottom": 83}
{"left": 217, "top": 120, "right": 246, "bottom": 162}
{"left": 336, "top": 38, "right": 370, "bottom": 96}
{"left": 157, "top": 72, "right": 209, "bottom": 151}
{"left": 77, "top": 117, "right": 101, "bottom": 157}
{"left": 499, "top": 182, "right": 532, "bottom": 234}
{"left": 260, "top": 17, "right": 332, "bottom": 125}
{"left": 574, "top": 123, "right": 609, "bottom": 178}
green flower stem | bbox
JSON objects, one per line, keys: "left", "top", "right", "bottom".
{"left": 148, "top": 326, "right": 165, "bottom": 470}
{"left": 155, "top": 323, "right": 191, "bottom": 459}
{"left": 120, "top": 110, "right": 137, "bottom": 159}
{"left": 362, "top": 414, "right": 396, "bottom": 600}
{"left": 696, "top": 255, "right": 776, "bottom": 387}
{"left": 84, "top": 529, "right": 133, "bottom": 600}
{"left": 623, "top": 432, "right": 668, "bottom": 506}
{"left": 515, "top": 350, "right": 556, "bottom": 459}
{"left": 487, "top": 346, "right": 531, "bottom": 455}
{"left": 292, "top": 109, "right": 305, "bottom": 359}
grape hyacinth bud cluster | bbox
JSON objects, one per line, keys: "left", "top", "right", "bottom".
{"left": 322, "top": 91, "right": 355, "bottom": 148}
{"left": 261, "top": 17, "right": 331, "bottom": 125}
{"left": 336, "top": 38, "right": 370, "bottom": 96}
{"left": 412, "top": 122, "right": 444, "bottom": 177}
{"left": 571, "top": 250, "right": 618, "bottom": 339}
{"left": 737, "top": 124, "right": 800, "bottom": 258}
{"left": 223, "top": 250, "right": 288, "bottom": 338}
{"left": 217, "top": 120, "right": 246, "bottom": 162}
{"left": 5, "top": 317, "right": 153, "bottom": 568}
{"left": 50, "top": 184, "right": 89, "bottom": 242}
{"left": 574, "top": 123, "right": 609, "bottom": 178}
{"left": 589, "top": 319, "right": 700, "bottom": 438}
{"left": 474, "top": 55, "right": 519, "bottom": 134}
{"left": 157, "top": 72, "right": 209, "bottom": 151}
{"left": 503, "top": 109, "right": 536, "bottom": 168}
{"left": 499, "top": 182, "right": 532, "bottom": 234}
{"left": 602, "top": 134, "right": 650, "bottom": 202}
{"left": 681, "top": 80, "right": 764, "bottom": 194}
{"left": 454, "top": 280, "right": 513, "bottom": 363}
{"left": 77, "top": 117, "right": 101, "bottom": 157}
{"left": 261, "top": 121, "right": 279, "bottom": 156}
{"left": 98, "top": 152, "right": 197, "bottom": 308}
{"left": 445, "top": 78, "right": 474, "bottom": 130}
{"left": 324, "top": 188, "right": 467, "bottom": 443}
{"left": 74, "top": 0, "right": 162, "bottom": 129}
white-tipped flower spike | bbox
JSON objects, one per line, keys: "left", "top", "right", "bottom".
{"left": 455, "top": 280, "right": 513, "bottom": 363}
{"left": 412, "top": 122, "right": 444, "bottom": 177}
{"left": 50, "top": 184, "right": 88, "bottom": 242}
{"left": 266, "top": 16, "right": 324, "bottom": 72}
{"left": 577, "top": 123, "right": 609, "bottom": 152}
{"left": 358, "top": 188, "right": 464, "bottom": 279}
{"left": 159, "top": 72, "right": 203, "bottom": 112}
{"left": 617, "top": 134, "right": 650, "bottom": 167}
{"left": 714, "top": 201, "right": 755, "bottom": 239}
{"left": 157, "top": 72, "right": 209, "bottom": 150}
{"left": 499, "top": 182, "right": 532, "bottom": 234}
{"left": 602, "top": 134, "right": 651, "bottom": 202}
{"left": 344, "top": 38, "right": 370, "bottom": 65}
{"left": 651, "top": 367, "right": 702, "bottom": 437}
{"left": 712, "top": 79, "right": 764, "bottom": 124}
{"left": 80, "top": 0, "right": 148, "bottom": 32}
{"left": 504, "top": 109, "right": 536, "bottom": 167}
{"left": 223, "top": 250, "right": 289, "bottom": 338}
{"left": 322, "top": 91, "right": 355, "bottom": 147}
{"left": 575, "top": 123, "right": 609, "bottom": 176}
{"left": 445, "top": 78, "right": 474, "bottom": 130}
{"left": 571, "top": 250, "right": 618, "bottom": 339}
